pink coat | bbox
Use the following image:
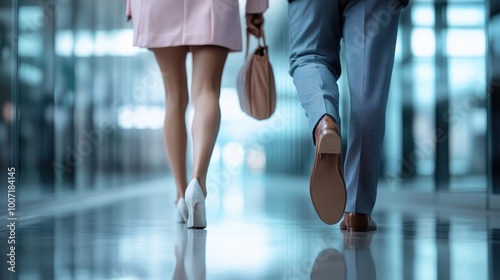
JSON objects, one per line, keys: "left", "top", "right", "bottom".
{"left": 126, "top": 0, "right": 268, "bottom": 52}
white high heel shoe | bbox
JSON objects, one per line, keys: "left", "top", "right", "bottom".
{"left": 175, "top": 198, "right": 189, "bottom": 223}
{"left": 185, "top": 179, "right": 207, "bottom": 229}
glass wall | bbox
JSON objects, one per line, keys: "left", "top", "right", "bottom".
{"left": 1, "top": 0, "right": 170, "bottom": 200}
{"left": 384, "top": 0, "right": 488, "bottom": 192}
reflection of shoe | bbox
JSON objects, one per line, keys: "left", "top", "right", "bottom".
{"left": 341, "top": 230, "right": 375, "bottom": 250}
{"left": 185, "top": 179, "right": 207, "bottom": 229}
{"left": 342, "top": 230, "right": 377, "bottom": 280}
{"left": 310, "top": 248, "right": 346, "bottom": 280}
{"left": 310, "top": 115, "right": 346, "bottom": 225}
{"left": 175, "top": 198, "right": 189, "bottom": 223}
{"left": 173, "top": 225, "right": 188, "bottom": 280}
{"left": 340, "top": 213, "right": 377, "bottom": 232}
{"left": 185, "top": 230, "right": 207, "bottom": 280}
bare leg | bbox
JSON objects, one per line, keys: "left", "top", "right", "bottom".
{"left": 152, "top": 47, "right": 190, "bottom": 201}
{"left": 190, "top": 45, "right": 229, "bottom": 196}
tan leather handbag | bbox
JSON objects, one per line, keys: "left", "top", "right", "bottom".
{"left": 237, "top": 28, "right": 276, "bottom": 120}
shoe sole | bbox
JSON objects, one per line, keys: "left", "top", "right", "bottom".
{"left": 310, "top": 129, "right": 346, "bottom": 225}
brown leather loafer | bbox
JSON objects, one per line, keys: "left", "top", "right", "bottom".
{"left": 340, "top": 213, "right": 377, "bottom": 232}
{"left": 310, "top": 115, "right": 346, "bottom": 225}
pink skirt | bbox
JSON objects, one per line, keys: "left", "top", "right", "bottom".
{"left": 126, "top": 0, "right": 268, "bottom": 52}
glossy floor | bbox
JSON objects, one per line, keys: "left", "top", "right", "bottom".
{"left": 2, "top": 176, "right": 500, "bottom": 280}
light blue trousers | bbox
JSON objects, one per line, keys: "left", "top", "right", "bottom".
{"left": 289, "top": 0, "right": 402, "bottom": 214}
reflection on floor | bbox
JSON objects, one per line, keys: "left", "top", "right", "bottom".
{"left": 1, "top": 175, "right": 499, "bottom": 280}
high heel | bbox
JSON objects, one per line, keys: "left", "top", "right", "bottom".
{"left": 175, "top": 198, "right": 189, "bottom": 223}
{"left": 185, "top": 179, "right": 207, "bottom": 229}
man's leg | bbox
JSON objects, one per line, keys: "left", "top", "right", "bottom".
{"left": 288, "top": 0, "right": 343, "bottom": 137}
{"left": 342, "top": 0, "right": 402, "bottom": 215}
{"left": 289, "top": 0, "right": 347, "bottom": 224}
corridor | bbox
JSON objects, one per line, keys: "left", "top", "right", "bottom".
{"left": 1, "top": 0, "right": 500, "bottom": 279}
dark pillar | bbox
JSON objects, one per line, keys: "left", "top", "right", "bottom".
{"left": 488, "top": 0, "right": 500, "bottom": 195}
{"left": 400, "top": 4, "right": 416, "bottom": 180}
{"left": 53, "top": 0, "right": 76, "bottom": 190}
{"left": 39, "top": 0, "right": 56, "bottom": 190}
{"left": 434, "top": 2, "right": 450, "bottom": 191}
{"left": 10, "top": 0, "right": 19, "bottom": 175}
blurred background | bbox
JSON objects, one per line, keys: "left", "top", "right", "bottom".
{"left": 0, "top": 0, "right": 499, "bottom": 210}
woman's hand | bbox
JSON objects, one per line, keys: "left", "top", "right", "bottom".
{"left": 246, "top": 13, "right": 264, "bottom": 37}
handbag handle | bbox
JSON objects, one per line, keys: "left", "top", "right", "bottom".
{"left": 244, "top": 26, "right": 267, "bottom": 59}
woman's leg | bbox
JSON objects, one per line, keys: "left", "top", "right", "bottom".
{"left": 152, "top": 46, "right": 190, "bottom": 201}
{"left": 190, "top": 45, "right": 229, "bottom": 196}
